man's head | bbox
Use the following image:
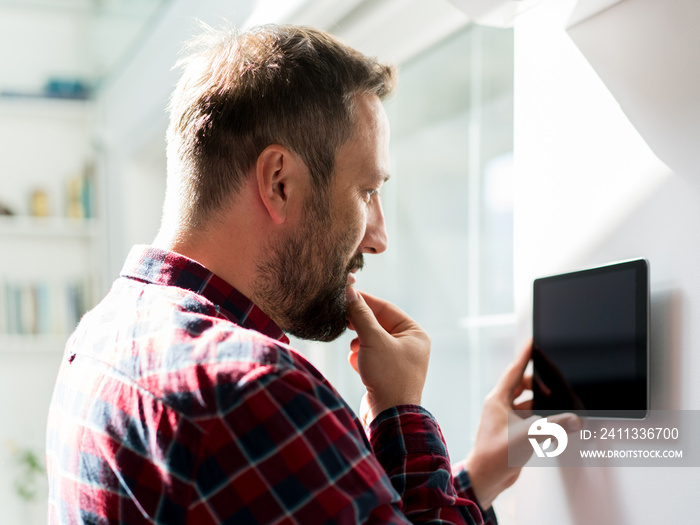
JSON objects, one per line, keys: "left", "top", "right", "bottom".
{"left": 254, "top": 93, "right": 391, "bottom": 341}
{"left": 163, "top": 24, "right": 396, "bottom": 341}
{"left": 165, "top": 24, "right": 396, "bottom": 231}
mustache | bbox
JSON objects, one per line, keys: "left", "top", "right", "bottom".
{"left": 347, "top": 253, "right": 364, "bottom": 273}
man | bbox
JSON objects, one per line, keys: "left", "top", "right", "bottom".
{"left": 46, "top": 24, "right": 571, "bottom": 524}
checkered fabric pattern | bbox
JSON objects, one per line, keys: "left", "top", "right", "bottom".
{"left": 46, "top": 245, "right": 497, "bottom": 524}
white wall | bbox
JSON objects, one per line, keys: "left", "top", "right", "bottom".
{"left": 513, "top": 0, "right": 700, "bottom": 523}
{"left": 0, "top": 5, "right": 90, "bottom": 93}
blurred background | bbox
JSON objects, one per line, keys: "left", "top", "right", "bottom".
{"left": 0, "top": 1, "right": 515, "bottom": 522}
{"left": 1, "top": 1, "right": 698, "bottom": 524}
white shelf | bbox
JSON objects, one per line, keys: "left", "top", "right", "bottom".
{"left": 0, "top": 334, "right": 68, "bottom": 354}
{"left": 0, "top": 95, "right": 98, "bottom": 357}
{"left": 0, "top": 95, "right": 93, "bottom": 121}
{"left": 0, "top": 215, "right": 98, "bottom": 239}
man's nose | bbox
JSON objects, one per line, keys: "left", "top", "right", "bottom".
{"left": 360, "top": 198, "right": 388, "bottom": 254}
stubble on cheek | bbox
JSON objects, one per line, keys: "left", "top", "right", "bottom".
{"left": 253, "top": 222, "right": 361, "bottom": 342}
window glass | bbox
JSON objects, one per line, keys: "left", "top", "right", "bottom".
{"left": 293, "top": 24, "right": 515, "bottom": 461}
{"left": 380, "top": 25, "right": 515, "bottom": 458}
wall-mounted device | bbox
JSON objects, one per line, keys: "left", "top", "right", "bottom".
{"left": 532, "top": 259, "right": 649, "bottom": 418}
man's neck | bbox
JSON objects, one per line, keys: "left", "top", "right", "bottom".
{"left": 152, "top": 222, "right": 259, "bottom": 305}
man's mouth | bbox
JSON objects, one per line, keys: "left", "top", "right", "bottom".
{"left": 346, "top": 254, "right": 364, "bottom": 286}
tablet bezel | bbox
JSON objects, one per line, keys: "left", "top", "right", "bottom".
{"left": 532, "top": 258, "right": 650, "bottom": 419}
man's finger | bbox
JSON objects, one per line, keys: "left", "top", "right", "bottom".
{"left": 345, "top": 288, "right": 384, "bottom": 345}
{"left": 513, "top": 399, "right": 533, "bottom": 411}
{"left": 549, "top": 412, "right": 583, "bottom": 433}
{"left": 357, "top": 291, "right": 420, "bottom": 335}
{"left": 348, "top": 350, "right": 359, "bottom": 374}
{"left": 512, "top": 383, "right": 524, "bottom": 401}
{"left": 496, "top": 340, "right": 533, "bottom": 394}
{"left": 512, "top": 373, "right": 533, "bottom": 400}
{"left": 534, "top": 376, "right": 551, "bottom": 397}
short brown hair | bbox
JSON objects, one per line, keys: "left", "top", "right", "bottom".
{"left": 165, "top": 24, "right": 397, "bottom": 230}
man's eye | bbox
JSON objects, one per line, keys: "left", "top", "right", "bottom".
{"left": 364, "top": 189, "right": 379, "bottom": 201}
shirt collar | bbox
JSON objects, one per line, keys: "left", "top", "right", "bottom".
{"left": 120, "top": 245, "right": 289, "bottom": 345}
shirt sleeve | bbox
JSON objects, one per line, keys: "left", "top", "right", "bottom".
{"left": 452, "top": 461, "right": 498, "bottom": 525}
{"left": 368, "top": 406, "right": 496, "bottom": 525}
{"left": 187, "top": 365, "right": 495, "bottom": 524}
{"left": 188, "top": 364, "right": 407, "bottom": 523}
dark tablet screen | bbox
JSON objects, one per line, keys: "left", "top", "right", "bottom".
{"left": 532, "top": 259, "right": 649, "bottom": 418}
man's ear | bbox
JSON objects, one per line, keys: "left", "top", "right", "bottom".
{"left": 255, "top": 144, "right": 306, "bottom": 225}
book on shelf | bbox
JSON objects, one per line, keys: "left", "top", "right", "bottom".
{"left": 0, "top": 278, "right": 91, "bottom": 341}
{"left": 66, "top": 163, "right": 95, "bottom": 220}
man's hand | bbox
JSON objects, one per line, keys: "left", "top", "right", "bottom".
{"left": 345, "top": 288, "right": 430, "bottom": 426}
{"left": 465, "top": 341, "right": 582, "bottom": 509}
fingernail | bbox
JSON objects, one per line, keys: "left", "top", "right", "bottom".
{"left": 346, "top": 286, "right": 358, "bottom": 303}
{"left": 563, "top": 414, "right": 583, "bottom": 432}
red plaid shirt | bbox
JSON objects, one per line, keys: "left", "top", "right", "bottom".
{"left": 46, "top": 245, "right": 497, "bottom": 524}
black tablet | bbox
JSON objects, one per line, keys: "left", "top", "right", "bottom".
{"left": 532, "top": 259, "right": 649, "bottom": 418}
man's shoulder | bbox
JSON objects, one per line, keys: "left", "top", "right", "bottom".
{"left": 163, "top": 308, "right": 301, "bottom": 383}
{"left": 72, "top": 277, "right": 330, "bottom": 421}
{"left": 148, "top": 317, "right": 307, "bottom": 419}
